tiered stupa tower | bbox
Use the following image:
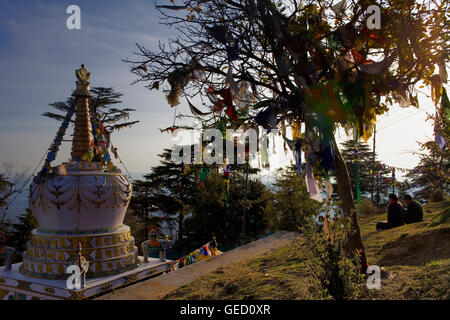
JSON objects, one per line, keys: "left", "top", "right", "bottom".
{"left": 20, "top": 65, "right": 138, "bottom": 280}
{"left": 71, "top": 65, "right": 93, "bottom": 161}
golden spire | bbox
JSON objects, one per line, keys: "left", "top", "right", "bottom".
{"left": 71, "top": 64, "right": 93, "bottom": 161}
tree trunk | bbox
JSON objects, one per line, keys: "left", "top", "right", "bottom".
{"left": 333, "top": 142, "right": 368, "bottom": 273}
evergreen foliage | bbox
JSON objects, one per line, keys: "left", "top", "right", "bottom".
{"left": 265, "top": 166, "right": 321, "bottom": 231}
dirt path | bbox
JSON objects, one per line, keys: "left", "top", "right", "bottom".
{"left": 98, "top": 231, "right": 299, "bottom": 300}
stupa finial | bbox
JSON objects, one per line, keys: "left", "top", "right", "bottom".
{"left": 76, "top": 64, "right": 90, "bottom": 82}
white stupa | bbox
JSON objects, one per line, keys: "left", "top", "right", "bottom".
{"left": 0, "top": 65, "right": 172, "bottom": 300}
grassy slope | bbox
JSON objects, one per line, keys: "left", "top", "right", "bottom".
{"left": 164, "top": 199, "right": 450, "bottom": 300}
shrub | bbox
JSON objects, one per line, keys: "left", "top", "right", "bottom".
{"left": 359, "top": 198, "right": 377, "bottom": 216}
{"left": 428, "top": 189, "right": 444, "bottom": 203}
{"left": 300, "top": 218, "right": 367, "bottom": 300}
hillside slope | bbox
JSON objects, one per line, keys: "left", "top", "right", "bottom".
{"left": 164, "top": 199, "right": 450, "bottom": 300}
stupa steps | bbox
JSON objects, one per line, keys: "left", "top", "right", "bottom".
{"left": 23, "top": 245, "right": 138, "bottom": 264}
{"left": 20, "top": 248, "right": 139, "bottom": 280}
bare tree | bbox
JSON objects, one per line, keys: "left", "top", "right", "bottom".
{"left": 124, "top": 0, "right": 449, "bottom": 271}
{"left": 0, "top": 162, "right": 29, "bottom": 223}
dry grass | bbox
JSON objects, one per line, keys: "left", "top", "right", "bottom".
{"left": 165, "top": 243, "right": 317, "bottom": 300}
{"left": 164, "top": 198, "right": 450, "bottom": 300}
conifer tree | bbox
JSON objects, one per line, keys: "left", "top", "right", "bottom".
{"left": 6, "top": 209, "right": 38, "bottom": 260}
{"left": 42, "top": 87, "right": 139, "bottom": 133}
{"left": 341, "top": 140, "right": 391, "bottom": 205}
{"left": 265, "top": 166, "right": 321, "bottom": 231}
{"left": 405, "top": 92, "right": 450, "bottom": 201}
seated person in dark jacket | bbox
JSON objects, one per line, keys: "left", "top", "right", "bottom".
{"left": 402, "top": 194, "right": 423, "bottom": 223}
{"left": 376, "top": 194, "right": 405, "bottom": 231}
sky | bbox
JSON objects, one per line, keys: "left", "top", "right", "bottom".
{"left": 0, "top": 1, "right": 441, "bottom": 217}
{"left": 0, "top": 0, "right": 176, "bottom": 178}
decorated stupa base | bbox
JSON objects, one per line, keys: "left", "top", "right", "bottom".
{"left": 0, "top": 257, "right": 173, "bottom": 300}
{"left": 20, "top": 225, "right": 138, "bottom": 280}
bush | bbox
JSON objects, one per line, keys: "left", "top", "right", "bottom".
{"left": 300, "top": 218, "right": 367, "bottom": 300}
{"left": 359, "top": 198, "right": 377, "bottom": 216}
{"left": 428, "top": 189, "right": 444, "bottom": 203}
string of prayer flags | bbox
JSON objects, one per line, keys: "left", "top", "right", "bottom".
{"left": 430, "top": 74, "right": 442, "bottom": 106}
{"left": 281, "top": 120, "right": 287, "bottom": 153}
{"left": 199, "top": 165, "right": 209, "bottom": 192}
{"left": 205, "top": 25, "right": 239, "bottom": 62}
{"left": 254, "top": 107, "right": 278, "bottom": 130}
{"left": 345, "top": 48, "right": 375, "bottom": 66}
{"left": 305, "top": 160, "right": 322, "bottom": 203}
{"left": 205, "top": 25, "right": 233, "bottom": 45}
{"left": 292, "top": 120, "right": 301, "bottom": 139}
{"left": 209, "top": 86, "right": 238, "bottom": 122}
{"left": 375, "top": 174, "right": 445, "bottom": 190}
{"left": 175, "top": 241, "right": 214, "bottom": 270}
{"left": 35, "top": 108, "right": 74, "bottom": 183}
{"left": 166, "top": 57, "right": 204, "bottom": 107}
{"left": 233, "top": 81, "right": 251, "bottom": 106}
{"left": 259, "top": 130, "right": 270, "bottom": 168}
{"left": 181, "top": 165, "right": 191, "bottom": 176}
{"left": 442, "top": 88, "right": 450, "bottom": 120}
{"left": 186, "top": 98, "right": 213, "bottom": 117}
{"left": 281, "top": 134, "right": 295, "bottom": 151}
{"left": 225, "top": 67, "right": 239, "bottom": 95}
{"left": 331, "top": 0, "right": 346, "bottom": 15}
{"left": 375, "top": 161, "right": 449, "bottom": 178}
{"left": 294, "top": 139, "right": 302, "bottom": 174}
{"left": 358, "top": 51, "right": 397, "bottom": 75}
{"left": 90, "top": 116, "right": 112, "bottom": 163}
{"left": 226, "top": 39, "right": 239, "bottom": 62}
{"left": 434, "top": 119, "right": 446, "bottom": 150}
{"left": 320, "top": 137, "right": 336, "bottom": 173}
{"left": 242, "top": 69, "right": 260, "bottom": 99}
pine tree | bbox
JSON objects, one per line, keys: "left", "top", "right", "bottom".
{"left": 265, "top": 166, "right": 321, "bottom": 231}
{"left": 405, "top": 92, "right": 450, "bottom": 201}
{"left": 341, "top": 140, "right": 392, "bottom": 206}
{"left": 42, "top": 87, "right": 139, "bottom": 133}
{"left": 183, "top": 169, "right": 269, "bottom": 252}
{"left": 3, "top": 209, "right": 38, "bottom": 262}
{"left": 130, "top": 148, "right": 199, "bottom": 250}
{"left": 130, "top": 146, "right": 269, "bottom": 253}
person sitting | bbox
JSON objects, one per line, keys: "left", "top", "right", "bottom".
{"left": 402, "top": 194, "right": 423, "bottom": 224}
{"left": 376, "top": 194, "right": 405, "bottom": 231}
